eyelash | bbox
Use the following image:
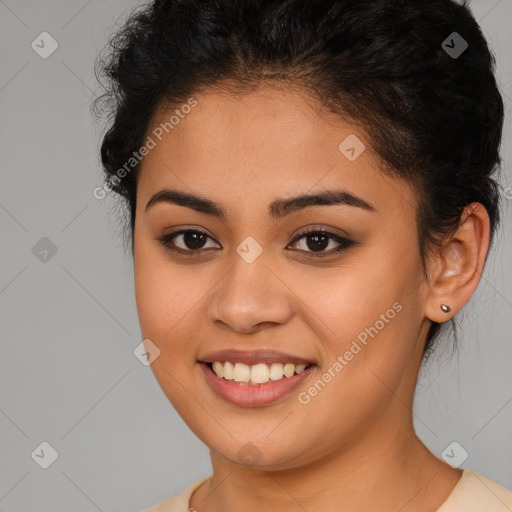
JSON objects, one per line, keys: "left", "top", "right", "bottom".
{"left": 157, "top": 227, "right": 356, "bottom": 259}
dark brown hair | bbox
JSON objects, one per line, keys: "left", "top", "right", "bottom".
{"left": 94, "top": 0, "right": 504, "bottom": 353}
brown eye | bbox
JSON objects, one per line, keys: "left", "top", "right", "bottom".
{"left": 180, "top": 231, "right": 208, "bottom": 250}
{"left": 288, "top": 229, "right": 355, "bottom": 257}
{"left": 304, "top": 233, "right": 330, "bottom": 252}
{"left": 159, "top": 230, "right": 221, "bottom": 253}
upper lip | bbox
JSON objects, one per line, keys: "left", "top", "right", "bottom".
{"left": 198, "top": 349, "right": 316, "bottom": 366}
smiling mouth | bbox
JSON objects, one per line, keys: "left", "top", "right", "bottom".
{"left": 204, "top": 361, "right": 316, "bottom": 385}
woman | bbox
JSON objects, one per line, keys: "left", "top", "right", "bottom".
{"left": 94, "top": 0, "right": 512, "bottom": 510}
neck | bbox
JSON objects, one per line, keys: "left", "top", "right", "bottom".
{"left": 191, "top": 410, "right": 462, "bottom": 512}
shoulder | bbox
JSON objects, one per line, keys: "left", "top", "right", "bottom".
{"left": 437, "top": 469, "right": 512, "bottom": 512}
{"left": 140, "top": 470, "right": 512, "bottom": 511}
{"left": 141, "top": 476, "right": 211, "bottom": 512}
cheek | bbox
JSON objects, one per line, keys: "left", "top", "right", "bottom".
{"left": 134, "top": 242, "right": 203, "bottom": 335}
{"left": 293, "top": 244, "right": 420, "bottom": 343}
{"left": 289, "top": 239, "right": 425, "bottom": 408}
{"left": 289, "top": 269, "right": 420, "bottom": 451}
{"left": 133, "top": 247, "right": 207, "bottom": 407}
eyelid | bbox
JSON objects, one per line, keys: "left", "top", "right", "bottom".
{"left": 288, "top": 224, "right": 351, "bottom": 242}
{"left": 158, "top": 225, "right": 355, "bottom": 257}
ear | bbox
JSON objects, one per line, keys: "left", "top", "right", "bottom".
{"left": 424, "top": 202, "right": 491, "bottom": 323}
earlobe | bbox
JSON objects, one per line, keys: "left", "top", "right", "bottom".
{"left": 424, "top": 203, "right": 491, "bottom": 323}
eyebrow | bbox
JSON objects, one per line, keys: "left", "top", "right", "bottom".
{"left": 145, "top": 188, "right": 375, "bottom": 220}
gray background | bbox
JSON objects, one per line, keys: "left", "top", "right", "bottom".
{"left": 0, "top": 1, "right": 511, "bottom": 511}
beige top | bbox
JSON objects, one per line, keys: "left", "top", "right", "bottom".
{"left": 143, "top": 469, "right": 512, "bottom": 512}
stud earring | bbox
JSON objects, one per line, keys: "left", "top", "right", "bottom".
{"left": 440, "top": 304, "right": 451, "bottom": 313}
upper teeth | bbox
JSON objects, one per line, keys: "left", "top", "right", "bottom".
{"left": 212, "top": 361, "right": 307, "bottom": 384}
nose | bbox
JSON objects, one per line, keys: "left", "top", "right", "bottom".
{"left": 207, "top": 255, "right": 294, "bottom": 334}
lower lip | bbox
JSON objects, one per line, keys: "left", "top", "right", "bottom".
{"left": 199, "top": 362, "right": 316, "bottom": 407}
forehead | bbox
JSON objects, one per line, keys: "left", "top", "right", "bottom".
{"left": 137, "top": 84, "right": 416, "bottom": 220}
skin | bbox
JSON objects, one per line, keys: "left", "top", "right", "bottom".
{"left": 133, "top": 82, "right": 490, "bottom": 512}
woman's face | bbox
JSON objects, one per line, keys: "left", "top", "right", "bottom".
{"left": 134, "top": 84, "right": 432, "bottom": 469}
